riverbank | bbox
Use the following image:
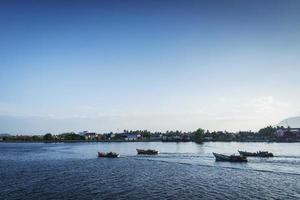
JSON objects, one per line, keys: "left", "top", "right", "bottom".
{"left": 1, "top": 139, "right": 300, "bottom": 143}
{"left": 2, "top": 126, "right": 300, "bottom": 144}
{"left": 0, "top": 139, "right": 161, "bottom": 143}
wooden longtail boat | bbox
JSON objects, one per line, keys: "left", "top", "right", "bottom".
{"left": 98, "top": 152, "right": 120, "bottom": 158}
{"left": 213, "top": 152, "right": 247, "bottom": 162}
{"left": 136, "top": 149, "right": 159, "bottom": 155}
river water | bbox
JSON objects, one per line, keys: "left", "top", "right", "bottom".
{"left": 1, "top": 142, "right": 299, "bottom": 199}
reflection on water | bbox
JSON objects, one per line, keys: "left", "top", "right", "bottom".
{"left": 1, "top": 142, "right": 300, "bottom": 199}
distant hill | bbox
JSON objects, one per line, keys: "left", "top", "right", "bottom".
{"left": 277, "top": 116, "right": 300, "bottom": 128}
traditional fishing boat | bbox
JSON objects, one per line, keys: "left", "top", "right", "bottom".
{"left": 238, "top": 150, "right": 274, "bottom": 157}
{"left": 213, "top": 152, "right": 248, "bottom": 162}
{"left": 98, "top": 152, "right": 120, "bottom": 158}
{"left": 136, "top": 149, "right": 159, "bottom": 155}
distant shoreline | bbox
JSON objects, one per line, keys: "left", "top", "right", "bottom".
{"left": 2, "top": 126, "right": 300, "bottom": 143}
{"left": 1, "top": 140, "right": 300, "bottom": 143}
{"left": 0, "top": 139, "right": 161, "bottom": 143}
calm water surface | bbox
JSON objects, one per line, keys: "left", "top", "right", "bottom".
{"left": 1, "top": 142, "right": 300, "bottom": 199}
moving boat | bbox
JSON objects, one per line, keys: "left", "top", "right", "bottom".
{"left": 238, "top": 150, "right": 274, "bottom": 157}
{"left": 98, "top": 152, "right": 120, "bottom": 158}
{"left": 136, "top": 149, "right": 159, "bottom": 155}
{"left": 213, "top": 152, "right": 247, "bottom": 162}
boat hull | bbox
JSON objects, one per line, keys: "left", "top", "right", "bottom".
{"left": 98, "top": 152, "right": 120, "bottom": 158}
{"left": 213, "top": 153, "right": 247, "bottom": 162}
{"left": 136, "top": 149, "right": 159, "bottom": 155}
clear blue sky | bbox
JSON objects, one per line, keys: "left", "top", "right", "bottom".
{"left": 1, "top": 0, "right": 300, "bottom": 134}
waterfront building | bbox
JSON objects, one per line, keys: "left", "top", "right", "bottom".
{"left": 124, "top": 134, "right": 139, "bottom": 141}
